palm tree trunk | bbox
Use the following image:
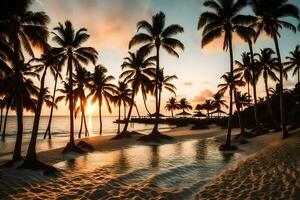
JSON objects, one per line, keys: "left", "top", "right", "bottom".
{"left": 234, "top": 90, "right": 245, "bottom": 134}
{"left": 117, "top": 102, "right": 121, "bottom": 134}
{"left": 171, "top": 109, "right": 174, "bottom": 117}
{"left": 98, "top": 97, "right": 103, "bottom": 135}
{"left": 78, "top": 108, "right": 83, "bottom": 138}
{"left": 13, "top": 37, "right": 23, "bottom": 161}
{"left": 121, "top": 87, "right": 136, "bottom": 133}
{"left": 124, "top": 104, "right": 126, "bottom": 119}
{"left": 264, "top": 78, "right": 278, "bottom": 129}
{"left": 273, "top": 35, "right": 289, "bottom": 138}
{"left": 225, "top": 32, "right": 234, "bottom": 147}
{"left": 247, "top": 81, "right": 251, "bottom": 107}
{"left": 2, "top": 106, "right": 9, "bottom": 138}
{"left": 143, "top": 94, "right": 151, "bottom": 116}
{"left": 24, "top": 66, "right": 48, "bottom": 163}
{"left": 248, "top": 40, "right": 260, "bottom": 132}
{"left": 135, "top": 104, "right": 141, "bottom": 118}
{"left": 152, "top": 46, "right": 160, "bottom": 133}
{"left": 67, "top": 52, "right": 75, "bottom": 146}
{"left": 83, "top": 109, "right": 89, "bottom": 137}
{"left": 0, "top": 106, "right": 3, "bottom": 132}
{"left": 298, "top": 68, "right": 300, "bottom": 85}
{"left": 44, "top": 70, "right": 59, "bottom": 139}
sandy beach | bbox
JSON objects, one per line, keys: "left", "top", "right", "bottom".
{"left": 1, "top": 126, "right": 299, "bottom": 199}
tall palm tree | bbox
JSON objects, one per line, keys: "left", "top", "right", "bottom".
{"left": 154, "top": 68, "right": 177, "bottom": 118}
{"left": 44, "top": 56, "right": 63, "bottom": 139}
{"left": 113, "top": 49, "right": 155, "bottom": 139}
{"left": 111, "top": 81, "right": 132, "bottom": 134}
{"left": 285, "top": 45, "right": 300, "bottom": 85}
{"left": 211, "top": 93, "right": 228, "bottom": 118}
{"left": 165, "top": 97, "right": 180, "bottom": 117}
{"left": 88, "top": 65, "right": 116, "bottom": 135}
{"left": 179, "top": 98, "right": 192, "bottom": 112}
{"left": 198, "top": 0, "right": 255, "bottom": 150}
{"left": 250, "top": 0, "right": 299, "bottom": 138}
{"left": 235, "top": 52, "right": 253, "bottom": 101}
{"left": 73, "top": 65, "right": 90, "bottom": 138}
{"left": 129, "top": 11, "right": 184, "bottom": 140}
{"left": 0, "top": 0, "right": 49, "bottom": 161}
{"left": 255, "top": 48, "right": 279, "bottom": 129}
{"left": 52, "top": 21, "right": 98, "bottom": 151}
{"left": 218, "top": 72, "right": 246, "bottom": 135}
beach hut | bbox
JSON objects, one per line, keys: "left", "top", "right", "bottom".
{"left": 193, "top": 111, "right": 206, "bottom": 118}
{"left": 176, "top": 111, "right": 192, "bottom": 118}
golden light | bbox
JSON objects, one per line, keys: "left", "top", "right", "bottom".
{"left": 86, "top": 103, "right": 95, "bottom": 116}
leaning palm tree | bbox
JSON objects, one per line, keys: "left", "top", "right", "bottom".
{"left": 165, "top": 97, "right": 180, "bottom": 117}
{"left": 44, "top": 57, "right": 63, "bottom": 139}
{"left": 111, "top": 81, "right": 132, "bottom": 134}
{"left": 235, "top": 52, "right": 253, "bottom": 101}
{"left": 211, "top": 93, "right": 228, "bottom": 118}
{"left": 52, "top": 21, "right": 98, "bottom": 151}
{"left": 218, "top": 72, "right": 246, "bottom": 135}
{"left": 250, "top": 0, "right": 299, "bottom": 138}
{"left": 88, "top": 65, "right": 116, "bottom": 135}
{"left": 73, "top": 65, "right": 91, "bottom": 138}
{"left": 113, "top": 49, "right": 155, "bottom": 139}
{"left": 255, "top": 48, "right": 279, "bottom": 129}
{"left": 198, "top": 0, "right": 255, "bottom": 150}
{"left": 129, "top": 11, "right": 184, "bottom": 141}
{"left": 285, "top": 45, "right": 300, "bottom": 85}
{"left": 0, "top": 0, "right": 49, "bottom": 161}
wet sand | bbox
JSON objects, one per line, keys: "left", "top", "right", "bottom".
{"left": 197, "top": 131, "right": 300, "bottom": 200}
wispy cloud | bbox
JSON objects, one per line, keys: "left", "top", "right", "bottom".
{"left": 193, "top": 89, "right": 214, "bottom": 103}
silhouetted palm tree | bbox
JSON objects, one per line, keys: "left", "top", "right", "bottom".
{"left": 165, "top": 97, "right": 180, "bottom": 117}
{"left": 235, "top": 52, "right": 253, "bottom": 102}
{"left": 250, "top": 0, "right": 299, "bottom": 138}
{"left": 73, "top": 65, "right": 90, "bottom": 138}
{"left": 236, "top": 92, "right": 251, "bottom": 111}
{"left": 203, "top": 99, "right": 215, "bottom": 118}
{"left": 212, "top": 93, "right": 228, "bottom": 118}
{"left": 0, "top": 0, "right": 49, "bottom": 161}
{"left": 285, "top": 45, "right": 300, "bottom": 85}
{"left": 179, "top": 98, "right": 192, "bottom": 112}
{"left": 198, "top": 0, "right": 255, "bottom": 150}
{"left": 114, "top": 49, "right": 155, "bottom": 139}
{"left": 218, "top": 72, "right": 246, "bottom": 134}
{"left": 111, "top": 81, "right": 132, "bottom": 134}
{"left": 129, "top": 11, "right": 184, "bottom": 140}
{"left": 52, "top": 21, "right": 98, "bottom": 151}
{"left": 255, "top": 48, "right": 279, "bottom": 129}
{"left": 88, "top": 65, "right": 116, "bottom": 135}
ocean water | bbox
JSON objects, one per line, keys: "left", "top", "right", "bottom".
{"left": 0, "top": 116, "right": 174, "bottom": 161}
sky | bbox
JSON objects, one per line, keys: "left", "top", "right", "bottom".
{"left": 26, "top": 0, "right": 300, "bottom": 116}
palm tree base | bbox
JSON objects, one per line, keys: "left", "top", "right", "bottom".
{"left": 77, "top": 141, "right": 94, "bottom": 152}
{"left": 63, "top": 142, "right": 86, "bottom": 154}
{"left": 0, "top": 159, "right": 23, "bottom": 168}
{"left": 138, "top": 130, "right": 173, "bottom": 142}
{"left": 18, "top": 160, "right": 58, "bottom": 175}
{"left": 219, "top": 144, "right": 238, "bottom": 151}
{"left": 282, "top": 127, "right": 290, "bottom": 139}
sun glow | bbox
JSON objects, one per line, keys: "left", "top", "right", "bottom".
{"left": 86, "top": 103, "right": 95, "bottom": 116}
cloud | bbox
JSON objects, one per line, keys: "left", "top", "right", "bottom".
{"left": 193, "top": 89, "right": 214, "bottom": 102}
{"left": 35, "top": 0, "right": 153, "bottom": 51}
{"left": 183, "top": 82, "right": 193, "bottom": 86}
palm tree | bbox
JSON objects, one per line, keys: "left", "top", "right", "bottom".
{"left": 218, "top": 72, "right": 246, "bottom": 135}
{"left": 113, "top": 49, "right": 155, "bottom": 139}
{"left": 255, "top": 48, "right": 279, "bottom": 129}
{"left": 52, "top": 21, "right": 98, "bottom": 151}
{"left": 285, "top": 45, "right": 300, "bottom": 85}
{"left": 179, "top": 98, "right": 192, "bottom": 112}
{"left": 88, "top": 65, "right": 116, "bottom": 135}
{"left": 44, "top": 57, "right": 63, "bottom": 139}
{"left": 211, "top": 93, "right": 228, "bottom": 118}
{"left": 73, "top": 65, "right": 91, "bottom": 138}
{"left": 154, "top": 68, "right": 177, "bottom": 118}
{"left": 198, "top": 0, "right": 255, "bottom": 150}
{"left": 235, "top": 52, "right": 253, "bottom": 102}
{"left": 129, "top": 11, "right": 184, "bottom": 140}
{"left": 165, "top": 97, "right": 180, "bottom": 117}
{"left": 250, "top": 0, "right": 299, "bottom": 138}
{"left": 203, "top": 99, "right": 215, "bottom": 118}
{"left": 236, "top": 92, "right": 251, "bottom": 111}
{"left": 0, "top": 0, "right": 49, "bottom": 161}
{"left": 111, "top": 81, "right": 132, "bottom": 134}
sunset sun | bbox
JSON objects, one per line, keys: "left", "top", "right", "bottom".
{"left": 86, "top": 103, "right": 95, "bottom": 115}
